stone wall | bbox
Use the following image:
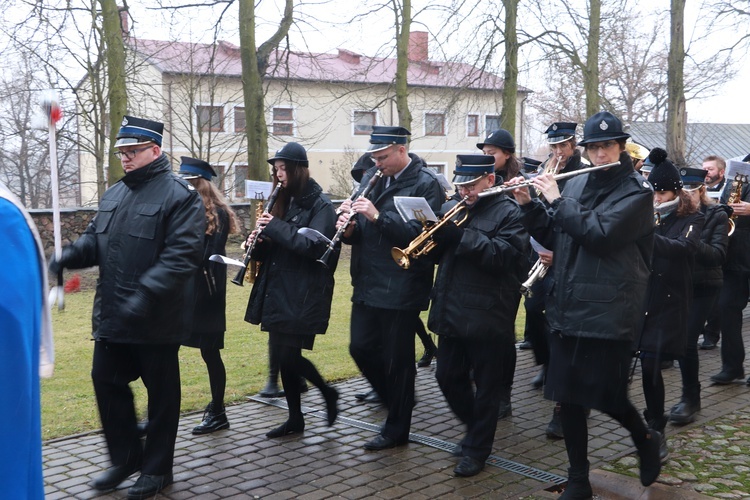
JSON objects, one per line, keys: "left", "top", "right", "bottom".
{"left": 30, "top": 204, "right": 258, "bottom": 256}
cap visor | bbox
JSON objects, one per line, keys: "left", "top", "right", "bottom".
{"left": 547, "top": 136, "right": 573, "bottom": 145}
{"left": 114, "top": 137, "right": 153, "bottom": 148}
{"left": 368, "top": 143, "right": 391, "bottom": 153}
{"left": 453, "top": 174, "right": 484, "bottom": 186}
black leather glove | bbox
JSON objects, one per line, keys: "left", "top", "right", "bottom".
{"left": 122, "top": 289, "right": 155, "bottom": 324}
{"left": 48, "top": 246, "right": 75, "bottom": 275}
{"left": 432, "top": 220, "right": 464, "bottom": 247}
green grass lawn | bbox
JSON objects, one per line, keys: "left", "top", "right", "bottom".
{"left": 43, "top": 256, "right": 526, "bottom": 441}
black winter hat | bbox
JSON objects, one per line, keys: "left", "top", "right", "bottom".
{"left": 476, "top": 129, "right": 515, "bottom": 153}
{"left": 647, "top": 148, "right": 683, "bottom": 191}
{"left": 267, "top": 142, "right": 308, "bottom": 167}
{"left": 578, "top": 111, "right": 630, "bottom": 146}
{"left": 351, "top": 153, "right": 374, "bottom": 182}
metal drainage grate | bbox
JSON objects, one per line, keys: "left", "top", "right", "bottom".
{"left": 248, "top": 395, "right": 567, "bottom": 485}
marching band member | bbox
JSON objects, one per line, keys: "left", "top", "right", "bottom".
{"left": 244, "top": 142, "right": 340, "bottom": 438}
{"left": 636, "top": 149, "right": 703, "bottom": 461}
{"left": 337, "top": 126, "right": 443, "bottom": 450}
{"left": 671, "top": 167, "right": 729, "bottom": 424}
{"left": 509, "top": 111, "right": 660, "bottom": 497}
{"left": 428, "top": 155, "right": 528, "bottom": 477}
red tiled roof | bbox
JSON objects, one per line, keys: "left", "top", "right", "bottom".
{"left": 128, "top": 38, "right": 525, "bottom": 92}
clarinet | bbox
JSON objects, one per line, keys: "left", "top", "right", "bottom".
{"left": 317, "top": 170, "right": 384, "bottom": 268}
{"left": 232, "top": 184, "right": 282, "bottom": 286}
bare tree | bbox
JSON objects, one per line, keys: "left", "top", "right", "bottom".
{"left": 239, "top": 0, "right": 293, "bottom": 181}
{"left": 100, "top": 0, "right": 127, "bottom": 184}
{"left": 500, "top": 0, "right": 518, "bottom": 133}
{"left": 667, "top": 0, "right": 687, "bottom": 166}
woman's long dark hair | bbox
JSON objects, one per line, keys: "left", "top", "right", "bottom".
{"left": 270, "top": 160, "right": 310, "bottom": 218}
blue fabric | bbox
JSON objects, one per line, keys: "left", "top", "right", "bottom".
{"left": 0, "top": 199, "right": 44, "bottom": 498}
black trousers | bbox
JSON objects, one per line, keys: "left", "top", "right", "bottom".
{"left": 435, "top": 335, "right": 514, "bottom": 461}
{"left": 523, "top": 273, "right": 552, "bottom": 366}
{"left": 349, "top": 303, "right": 417, "bottom": 443}
{"left": 718, "top": 270, "right": 750, "bottom": 375}
{"left": 91, "top": 341, "right": 181, "bottom": 475}
{"left": 678, "top": 285, "right": 721, "bottom": 399}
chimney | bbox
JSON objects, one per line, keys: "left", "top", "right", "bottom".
{"left": 338, "top": 49, "right": 361, "bottom": 65}
{"left": 119, "top": 6, "right": 129, "bottom": 37}
{"left": 408, "top": 31, "right": 428, "bottom": 62}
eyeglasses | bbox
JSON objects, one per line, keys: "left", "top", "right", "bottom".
{"left": 372, "top": 152, "right": 391, "bottom": 164}
{"left": 114, "top": 146, "right": 152, "bottom": 160}
{"left": 586, "top": 141, "right": 618, "bottom": 152}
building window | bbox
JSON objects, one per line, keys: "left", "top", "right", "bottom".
{"left": 234, "top": 165, "right": 248, "bottom": 198}
{"left": 213, "top": 165, "right": 226, "bottom": 194}
{"left": 485, "top": 115, "right": 501, "bottom": 134}
{"left": 425, "top": 113, "right": 445, "bottom": 136}
{"left": 272, "top": 107, "right": 294, "bottom": 136}
{"left": 197, "top": 105, "right": 224, "bottom": 132}
{"left": 353, "top": 111, "right": 376, "bottom": 135}
{"left": 426, "top": 163, "right": 446, "bottom": 176}
{"left": 467, "top": 114, "right": 479, "bottom": 137}
{"left": 234, "top": 107, "right": 246, "bottom": 133}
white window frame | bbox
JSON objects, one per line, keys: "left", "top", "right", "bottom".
{"left": 196, "top": 103, "right": 225, "bottom": 133}
{"left": 352, "top": 110, "right": 377, "bottom": 136}
{"left": 270, "top": 106, "right": 296, "bottom": 137}
{"left": 423, "top": 111, "right": 447, "bottom": 137}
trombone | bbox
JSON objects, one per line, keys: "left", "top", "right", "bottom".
{"left": 391, "top": 196, "right": 469, "bottom": 269}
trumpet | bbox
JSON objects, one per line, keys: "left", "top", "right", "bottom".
{"left": 318, "top": 170, "right": 384, "bottom": 268}
{"left": 520, "top": 257, "right": 549, "bottom": 298}
{"left": 232, "top": 184, "right": 282, "bottom": 286}
{"left": 391, "top": 196, "right": 469, "bottom": 269}
{"left": 478, "top": 161, "right": 621, "bottom": 199}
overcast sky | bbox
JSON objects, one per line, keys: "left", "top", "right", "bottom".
{"left": 120, "top": 0, "right": 750, "bottom": 124}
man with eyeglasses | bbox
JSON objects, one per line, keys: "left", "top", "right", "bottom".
{"left": 508, "top": 111, "right": 661, "bottom": 495}
{"left": 336, "top": 125, "right": 443, "bottom": 451}
{"left": 427, "top": 154, "right": 528, "bottom": 477}
{"left": 49, "top": 115, "right": 205, "bottom": 498}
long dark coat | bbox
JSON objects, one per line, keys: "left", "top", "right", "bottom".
{"left": 692, "top": 203, "right": 729, "bottom": 288}
{"left": 62, "top": 154, "right": 206, "bottom": 344}
{"left": 183, "top": 207, "right": 230, "bottom": 347}
{"left": 428, "top": 195, "right": 529, "bottom": 341}
{"left": 521, "top": 153, "right": 654, "bottom": 342}
{"left": 345, "top": 155, "right": 444, "bottom": 311}
{"left": 638, "top": 209, "right": 704, "bottom": 357}
{"left": 244, "top": 178, "right": 337, "bottom": 336}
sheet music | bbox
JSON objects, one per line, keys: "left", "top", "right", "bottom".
{"left": 393, "top": 196, "right": 438, "bottom": 223}
{"left": 244, "top": 180, "right": 274, "bottom": 200}
{"left": 721, "top": 160, "right": 750, "bottom": 200}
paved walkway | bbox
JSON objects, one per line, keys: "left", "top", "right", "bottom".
{"left": 43, "top": 310, "right": 750, "bottom": 499}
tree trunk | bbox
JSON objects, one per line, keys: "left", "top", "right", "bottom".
{"left": 667, "top": 0, "right": 687, "bottom": 166}
{"left": 99, "top": 0, "right": 127, "bottom": 185}
{"left": 395, "top": 0, "right": 412, "bottom": 131}
{"left": 585, "top": 0, "right": 601, "bottom": 116}
{"left": 500, "top": 0, "right": 518, "bottom": 139}
{"left": 239, "top": 0, "right": 293, "bottom": 181}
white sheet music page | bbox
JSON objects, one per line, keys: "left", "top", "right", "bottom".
{"left": 393, "top": 196, "right": 438, "bottom": 223}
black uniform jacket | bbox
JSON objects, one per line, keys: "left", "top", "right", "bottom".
{"left": 428, "top": 195, "right": 529, "bottom": 341}
{"left": 520, "top": 153, "right": 654, "bottom": 342}
{"left": 693, "top": 204, "right": 729, "bottom": 288}
{"left": 721, "top": 182, "right": 750, "bottom": 272}
{"left": 190, "top": 207, "right": 230, "bottom": 334}
{"left": 344, "top": 155, "right": 444, "bottom": 311}
{"left": 639, "top": 210, "right": 704, "bottom": 357}
{"left": 245, "top": 178, "right": 337, "bottom": 336}
{"left": 63, "top": 154, "right": 206, "bottom": 343}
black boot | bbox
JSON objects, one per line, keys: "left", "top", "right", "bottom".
{"left": 260, "top": 343, "right": 284, "bottom": 398}
{"left": 531, "top": 365, "right": 546, "bottom": 389}
{"left": 669, "top": 386, "right": 700, "bottom": 425}
{"left": 560, "top": 461, "right": 592, "bottom": 499}
{"left": 546, "top": 402, "right": 564, "bottom": 439}
{"left": 417, "top": 345, "right": 437, "bottom": 367}
{"left": 497, "top": 386, "right": 512, "bottom": 419}
{"left": 635, "top": 428, "right": 662, "bottom": 486}
{"left": 644, "top": 410, "right": 669, "bottom": 462}
{"left": 192, "top": 402, "right": 230, "bottom": 435}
